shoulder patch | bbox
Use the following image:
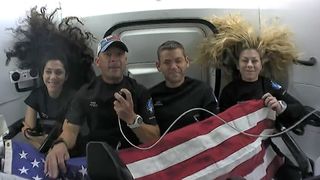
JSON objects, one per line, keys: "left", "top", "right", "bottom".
{"left": 146, "top": 98, "right": 154, "bottom": 114}
{"left": 271, "top": 80, "right": 282, "bottom": 90}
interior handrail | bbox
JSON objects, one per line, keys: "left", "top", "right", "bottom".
{"left": 297, "top": 57, "right": 317, "bottom": 66}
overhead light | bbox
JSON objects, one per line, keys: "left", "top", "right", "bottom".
{"left": 128, "top": 67, "right": 158, "bottom": 75}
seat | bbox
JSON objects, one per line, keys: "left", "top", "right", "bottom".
{"left": 273, "top": 105, "right": 320, "bottom": 179}
{"left": 277, "top": 123, "right": 314, "bottom": 178}
{"left": 86, "top": 141, "right": 133, "bottom": 180}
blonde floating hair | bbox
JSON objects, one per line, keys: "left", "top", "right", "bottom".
{"left": 198, "top": 14, "right": 298, "bottom": 82}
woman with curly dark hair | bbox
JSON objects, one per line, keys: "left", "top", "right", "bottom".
{"left": 5, "top": 6, "right": 95, "bottom": 149}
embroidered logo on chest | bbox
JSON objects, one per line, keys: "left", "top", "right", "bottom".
{"left": 89, "top": 101, "right": 98, "bottom": 108}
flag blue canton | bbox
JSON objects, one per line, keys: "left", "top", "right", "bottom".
{"left": 4, "top": 140, "right": 88, "bottom": 180}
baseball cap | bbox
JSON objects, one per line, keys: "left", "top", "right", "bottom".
{"left": 97, "top": 35, "right": 128, "bottom": 55}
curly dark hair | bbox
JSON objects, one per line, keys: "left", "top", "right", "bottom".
{"left": 5, "top": 6, "right": 96, "bottom": 89}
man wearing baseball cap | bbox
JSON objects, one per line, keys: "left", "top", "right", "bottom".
{"left": 45, "top": 35, "right": 160, "bottom": 179}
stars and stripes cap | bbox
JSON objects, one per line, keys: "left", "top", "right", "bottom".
{"left": 97, "top": 35, "right": 128, "bottom": 55}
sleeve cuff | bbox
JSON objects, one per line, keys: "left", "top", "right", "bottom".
{"left": 278, "top": 100, "right": 287, "bottom": 115}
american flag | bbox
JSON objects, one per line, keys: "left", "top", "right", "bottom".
{"left": 119, "top": 100, "right": 284, "bottom": 179}
{"left": 4, "top": 140, "right": 88, "bottom": 180}
{"left": 4, "top": 100, "right": 284, "bottom": 179}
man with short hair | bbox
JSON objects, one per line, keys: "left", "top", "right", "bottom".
{"left": 45, "top": 35, "right": 160, "bottom": 178}
{"left": 150, "top": 40, "right": 218, "bottom": 134}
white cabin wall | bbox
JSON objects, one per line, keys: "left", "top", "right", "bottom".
{"left": 260, "top": 0, "right": 320, "bottom": 161}
{"left": 259, "top": 0, "right": 320, "bottom": 109}
{"left": 81, "top": 9, "right": 260, "bottom": 47}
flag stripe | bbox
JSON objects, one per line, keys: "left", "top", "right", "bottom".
{"left": 126, "top": 109, "right": 272, "bottom": 178}
{"left": 120, "top": 101, "right": 276, "bottom": 179}
{"left": 263, "top": 153, "right": 284, "bottom": 180}
{"left": 138, "top": 127, "right": 273, "bottom": 180}
{"left": 213, "top": 143, "right": 283, "bottom": 180}
{"left": 119, "top": 101, "right": 270, "bottom": 162}
{"left": 250, "top": 146, "right": 275, "bottom": 179}
{"left": 181, "top": 121, "right": 274, "bottom": 179}
{"left": 215, "top": 144, "right": 269, "bottom": 180}
{"left": 183, "top": 130, "right": 272, "bottom": 180}
{"left": 244, "top": 145, "right": 280, "bottom": 179}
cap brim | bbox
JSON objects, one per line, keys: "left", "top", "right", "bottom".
{"left": 107, "top": 41, "right": 128, "bottom": 52}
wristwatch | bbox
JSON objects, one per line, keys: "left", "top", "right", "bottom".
{"left": 127, "top": 115, "right": 143, "bottom": 129}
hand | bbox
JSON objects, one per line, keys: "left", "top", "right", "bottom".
{"left": 21, "top": 121, "right": 30, "bottom": 132}
{"left": 262, "top": 93, "right": 282, "bottom": 114}
{"left": 113, "top": 88, "right": 136, "bottom": 124}
{"left": 22, "top": 121, "right": 48, "bottom": 149}
{"left": 24, "top": 134, "right": 48, "bottom": 149}
{"left": 44, "top": 142, "right": 70, "bottom": 178}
